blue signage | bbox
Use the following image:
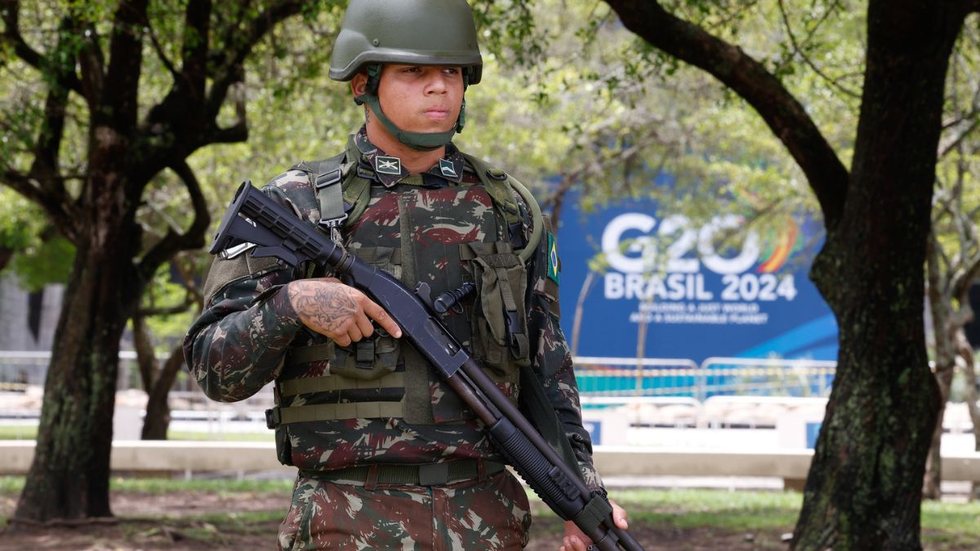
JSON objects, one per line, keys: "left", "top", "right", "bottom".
{"left": 555, "top": 194, "right": 838, "bottom": 363}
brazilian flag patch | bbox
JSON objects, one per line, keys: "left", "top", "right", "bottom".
{"left": 546, "top": 232, "right": 560, "bottom": 284}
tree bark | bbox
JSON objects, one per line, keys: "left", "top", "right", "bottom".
{"left": 141, "top": 346, "right": 183, "bottom": 440}
{"left": 132, "top": 314, "right": 184, "bottom": 440}
{"left": 12, "top": 185, "right": 142, "bottom": 521}
{"left": 795, "top": 3, "right": 964, "bottom": 548}
{"left": 0, "top": 246, "right": 12, "bottom": 271}
{"left": 602, "top": 0, "right": 971, "bottom": 548}
{"left": 922, "top": 235, "right": 955, "bottom": 500}
{"left": 2, "top": 0, "right": 306, "bottom": 524}
{"left": 957, "top": 332, "right": 980, "bottom": 500}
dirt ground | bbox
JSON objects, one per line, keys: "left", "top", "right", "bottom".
{"left": 0, "top": 489, "right": 789, "bottom": 550}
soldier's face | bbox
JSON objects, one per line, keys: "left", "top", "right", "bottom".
{"left": 362, "top": 64, "right": 465, "bottom": 135}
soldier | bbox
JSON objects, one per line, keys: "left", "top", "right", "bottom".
{"left": 183, "top": 0, "right": 629, "bottom": 549}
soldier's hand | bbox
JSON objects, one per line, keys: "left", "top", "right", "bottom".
{"left": 287, "top": 277, "right": 402, "bottom": 346}
{"left": 558, "top": 499, "right": 629, "bottom": 551}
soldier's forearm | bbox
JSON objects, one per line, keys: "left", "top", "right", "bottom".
{"left": 185, "top": 287, "right": 302, "bottom": 401}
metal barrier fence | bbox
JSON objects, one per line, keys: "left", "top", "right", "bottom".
{"left": 0, "top": 350, "right": 201, "bottom": 393}
{"left": 1, "top": 351, "right": 836, "bottom": 400}
{"left": 0, "top": 351, "right": 837, "bottom": 428}
{"left": 573, "top": 356, "right": 836, "bottom": 401}
{"left": 5, "top": 352, "right": 976, "bottom": 449}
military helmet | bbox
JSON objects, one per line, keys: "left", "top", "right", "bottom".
{"left": 329, "top": 0, "right": 483, "bottom": 85}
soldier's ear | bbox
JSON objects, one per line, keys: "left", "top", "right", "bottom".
{"left": 351, "top": 73, "right": 368, "bottom": 97}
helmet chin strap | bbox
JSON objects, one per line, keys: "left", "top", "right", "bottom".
{"left": 356, "top": 65, "right": 467, "bottom": 152}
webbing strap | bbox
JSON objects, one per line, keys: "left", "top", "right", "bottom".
{"left": 300, "top": 460, "right": 506, "bottom": 486}
{"left": 492, "top": 265, "right": 529, "bottom": 360}
{"left": 308, "top": 152, "right": 348, "bottom": 229}
{"left": 274, "top": 400, "right": 404, "bottom": 424}
{"left": 278, "top": 372, "right": 405, "bottom": 398}
{"left": 573, "top": 493, "right": 614, "bottom": 536}
{"left": 285, "top": 343, "right": 334, "bottom": 367}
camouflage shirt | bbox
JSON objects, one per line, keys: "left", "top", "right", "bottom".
{"left": 183, "top": 128, "right": 603, "bottom": 491}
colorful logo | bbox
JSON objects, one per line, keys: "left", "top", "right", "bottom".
{"left": 756, "top": 219, "right": 800, "bottom": 273}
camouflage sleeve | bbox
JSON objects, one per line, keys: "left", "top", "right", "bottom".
{"left": 182, "top": 175, "right": 312, "bottom": 402}
{"left": 183, "top": 260, "right": 303, "bottom": 402}
{"left": 525, "top": 215, "right": 605, "bottom": 493}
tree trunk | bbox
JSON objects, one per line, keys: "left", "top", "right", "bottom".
{"left": 0, "top": 246, "right": 12, "bottom": 272}
{"left": 922, "top": 369, "right": 953, "bottom": 500}
{"left": 12, "top": 66, "right": 146, "bottom": 520}
{"left": 140, "top": 346, "right": 183, "bottom": 440}
{"left": 792, "top": 4, "right": 963, "bottom": 549}
{"left": 922, "top": 235, "right": 956, "bottom": 500}
{"left": 11, "top": 210, "right": 141, "bottom": 522}
{"left": 958, "top": 333, "right": 980, "bottom": 500}
{"left": 132, "top": 311, "right": 188, "bottom": 440}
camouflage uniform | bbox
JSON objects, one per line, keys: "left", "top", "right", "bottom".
{"left": 183, "top": 128, "right": 602, "bottom": 549}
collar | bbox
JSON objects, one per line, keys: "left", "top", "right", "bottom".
{"left": 351, "top": 126, "right": 466, "bottom": 188}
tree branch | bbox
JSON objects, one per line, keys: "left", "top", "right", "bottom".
{"left": 0, "top": 1, "right": 83, "bottom": 95}
{"left": 181, "top": 0, "right": 211, "bottom": 101}
{"left": 206, "top": 0, "right": 305, "bottom": 122}
{"left": 0, "top": 169, "right": 78, "bottom": 242}
{"left": 172, "top": 253, "right": 204, "bottom": 311}
{"left": 144, "top": 20, "right": 179, "bottom": 79}
{"left": 136, "top": 160, "right": 210, "bottom": 282}
{"left": 602, "top": 0, "right": 850, "bottom": 229}
{"left": 102, "top": 0, "right": 149, "bottom": 129}
{"left": 776, "top": 0, "right": 861, "bottom": 99}
{"left": 209, "top": 76, "right": 248, "bottom": 144}
{"left": 130, "top": 314, "right": 157, "bottom": 390}
{"left": 70, "top": 15, "right": 106, "bottom": 107}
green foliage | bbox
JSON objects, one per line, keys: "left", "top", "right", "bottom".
{"left": 0, "top": 189, "right": 74, "bottom": 289}
{"left": 0, "top": 189, "right": 39, "bottom": 252}
{"left": 139, "top": 262, "right": 196, "bottom": 348}
{"left": 8, "top": 235, "right": 74, "bottom": 291}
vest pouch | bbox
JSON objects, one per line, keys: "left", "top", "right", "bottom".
{"left": 328, "top": 334, "right": 400, "bottom": 381}
{"left": 466, "top": 242, "right": 531, "bottom": 377}
{"left": 328, "top": 245, "right": 402, "bottom": 381}
{"left": 274, "top": 424, "right": 293, "bottom": 466}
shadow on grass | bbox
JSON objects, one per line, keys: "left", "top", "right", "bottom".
{"left": 1, "top": 480, "right": 979, "bottom": 550}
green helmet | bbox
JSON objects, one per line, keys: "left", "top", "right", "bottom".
{"left": 329, "top": 0, "right": 483, "bottom": 151}
{"left": 329, "top": 0, "right": 483, "bottom": 85}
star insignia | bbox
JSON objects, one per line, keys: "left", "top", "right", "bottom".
{"left": 376, "top": 156, "right": 402, "bottom": 175}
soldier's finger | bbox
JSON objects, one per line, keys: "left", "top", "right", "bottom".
{"left": 363, "top": 300, "right": 402, "bottom": 338}
{"left": 355, "top": 312, "right": 375, "bottom": 338}
{"left": 347, "top": 322, "right": 365, "bottom": 343}
{"left": 334, "top": 334, "right": 353, "bottom": 347}
{"left": 611, "top": 500, "right": 629, "bottom": 529}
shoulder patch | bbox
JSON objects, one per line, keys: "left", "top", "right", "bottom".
{"left": 546, "top": 232, "right": 560, "bottom": 284}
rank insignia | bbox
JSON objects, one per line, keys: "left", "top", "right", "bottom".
{"left": 439, "top": 159, "right": 459, "bottom": 178}
{"left": 376, "top": 156, "right": 402, "bottom": 175}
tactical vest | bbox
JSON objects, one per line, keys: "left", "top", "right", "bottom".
{"left": 265, "top": 151, "right": 544, "bottom": 465}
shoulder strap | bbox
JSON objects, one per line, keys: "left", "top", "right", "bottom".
{"left": 462, "top": 153, "right": 544, "bottom": 263}
{"left": 291, "top": 152, "right": 372, "bottom": 232}
{"left": 291, "top": 152, "right": 348, "bottom": 229}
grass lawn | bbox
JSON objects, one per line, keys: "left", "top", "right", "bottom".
{"left": 0, "top": 424, "right": 273, "bottom": 442}
{"left": 2, "top": 478, "right": 979, "bottom": 549}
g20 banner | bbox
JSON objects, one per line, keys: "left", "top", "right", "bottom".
{"left": 555, "top": 195, "right": 838, "bottom": 363}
